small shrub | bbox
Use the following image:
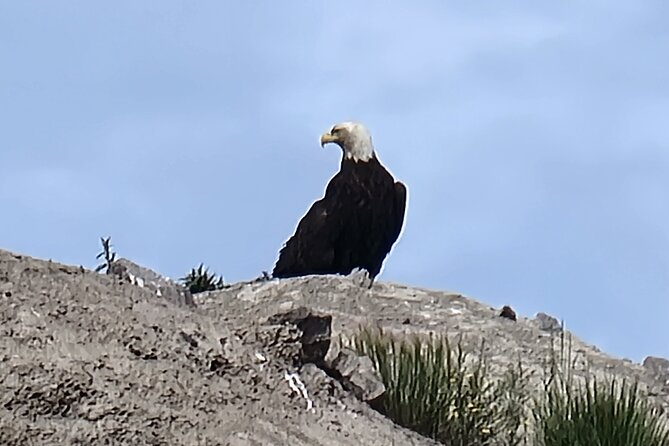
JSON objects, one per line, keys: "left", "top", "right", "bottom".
{"left": 348, "top": 326, "right": 528, "bottom": 446}
{"left": 95, "top": 236, "right": 116, "bottom": 273}
{"left": 180, "top": 263, "right": 225, "bottom": 294}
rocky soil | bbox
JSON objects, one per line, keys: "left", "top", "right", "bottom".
{"left": 1, "top": 248, "right": 667, "bottom": 445}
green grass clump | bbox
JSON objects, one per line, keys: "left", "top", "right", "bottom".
{"left": 179, "top": 263, "right": 225, "bottom": 294}
{"left": 533, "top": 332, "right": 669, "bottom": 446}
{"left": 349, "top": 326, "right": 668, "bottom": 446}
{"left": 535, "top": 376, "right": 669, "bottom": 446}
{"left": 349, "top": 327, "right": 528, "bottom": 446}
{"left": 532, "top": 331, "right": 669, "bottom": 446}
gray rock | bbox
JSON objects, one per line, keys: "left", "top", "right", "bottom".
{"left": 643, "top": 356, "right": 669, "bottom": 385}
{"left": 328, "top": 348, "right": 386, "bottom": 403}
{"left": 0, "top": 280, "right": 12, "bottom": 298}
{"left": 266, "top": 306, "right": 332, "bottom": 365}
{"left": 535, "top": 312, "right": 563, "bottom": 332}
{"left": 110, "top": 258, "right": 195, "bottom": 307}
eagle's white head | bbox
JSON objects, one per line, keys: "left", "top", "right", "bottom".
{"left": 320, "top": 121, "right": 375, "bottom": 162}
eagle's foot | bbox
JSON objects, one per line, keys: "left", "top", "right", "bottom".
{"left": 348, "top": 268, "right": 374, "bottom": 289}
{"left": 251, "top": 271, "right": 272, "bottom": 283}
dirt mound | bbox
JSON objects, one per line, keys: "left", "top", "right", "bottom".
{"left": 1, "top": 248, "right": 667, "bottom": 445}
{"left": 0, "top": 249, "right": 435, "bottom": 445}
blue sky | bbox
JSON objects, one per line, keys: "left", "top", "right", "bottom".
{"left": 1, "top": 1, "right": 667, "bottom": 362}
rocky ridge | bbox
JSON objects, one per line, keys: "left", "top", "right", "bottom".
{"left": 0, "top": 248, "right": 667, "bottom": 445}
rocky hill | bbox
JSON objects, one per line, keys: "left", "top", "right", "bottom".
{"left": 1, "top": 248, "right": 667, "bottom": 445}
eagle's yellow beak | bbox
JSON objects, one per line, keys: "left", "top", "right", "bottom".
{"left": 320, "top": 132, "right": 339, "bottom": 148}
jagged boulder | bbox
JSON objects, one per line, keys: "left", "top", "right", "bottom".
{"left": 265, "top": 306, "right": 332, "bottom": 365}
{"left": 327, "top": 348, "right": 386, "bottom": 403}
{"left": 644, "top": 356, "right": 669, "bottom": 389}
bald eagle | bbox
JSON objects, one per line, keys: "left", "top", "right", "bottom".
{"left": 272, "top": 121, "right": 407, "bottom": 286}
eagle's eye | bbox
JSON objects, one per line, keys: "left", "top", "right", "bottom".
{"left": 331, "top": 126, "right": 339, "bottom": 134}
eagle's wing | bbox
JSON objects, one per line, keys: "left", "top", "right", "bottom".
{"left": 272, "top": 175, "right": 348, "bottom": 278}
{"left": 364, "top": 180, "right": 407, "bottom": 280}
{"left": 386, "top": 181, "right": 407, "bottom": 249}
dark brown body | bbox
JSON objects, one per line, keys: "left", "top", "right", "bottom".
{"left": 273, "top": 156, "right": 407, "bottom": 280}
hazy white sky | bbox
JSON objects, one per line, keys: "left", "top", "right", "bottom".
{"left": 1, "top": 1, "right": 667, "bottom": 362}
